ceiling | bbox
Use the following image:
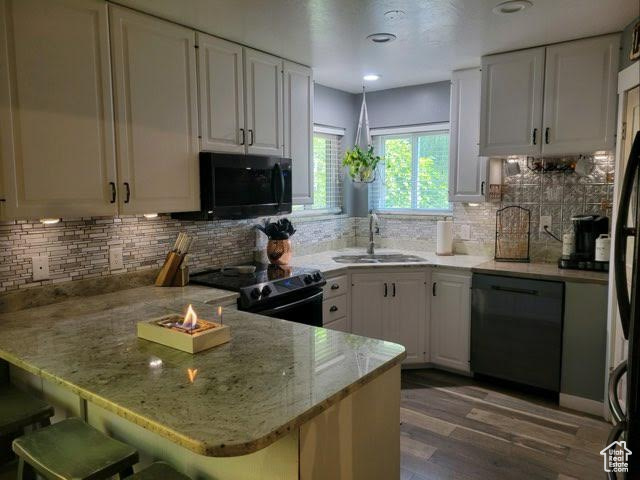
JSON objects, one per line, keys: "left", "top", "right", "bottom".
{"left": 116, "top": 0, "right": 638, "bottom": 93}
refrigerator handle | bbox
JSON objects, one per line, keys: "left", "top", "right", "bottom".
{"left": 608, "top": 359, "right": 628, "bottom": 425}
{"left": 614, "top": 131, "right": 640, "bottom": 340}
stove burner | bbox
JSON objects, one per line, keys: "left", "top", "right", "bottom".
{"left": 190, "top": 263, "right": 325, "bottom": 310}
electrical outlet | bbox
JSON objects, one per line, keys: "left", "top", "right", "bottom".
{"left": 540, "top": 215, "right": 552, "bottom": 233}
{"left": 32, "top": 256, "right": 50, "bottom": 281}
{"left": 109, "top": 247, "right": 124, "bottom": 271}
{"left": 460, "top": 224, "right": 471, "bottom": 241}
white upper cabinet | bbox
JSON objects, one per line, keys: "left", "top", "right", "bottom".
{"left": 0, "top": 0, "right": 117, "bottom": 220}
{"left": 449, "top": 68, "right": 488, "bottom": 203}
{"left": 430, "top": 270, "right": 471, "bottom": 372}
{"left": 197, "top": 33, "right": 245, "bottom": 154}
{"left": 480, "top": 47, "right": 545, "bottom": 157}
{"left": 541, "top": 34, "right": 620, "bottom": 155}
{"left": 244, "top": 49, "right": 284, "bottom": 156}
{"left": 110, "top": 5, "right": 199, "bottom": 214}
{"left": 283, "top": 61, "right": 314, "bottom": 204}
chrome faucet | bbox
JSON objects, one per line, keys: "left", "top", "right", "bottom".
{"left": 367, "top": 209, "right": 379, "bottom": 255}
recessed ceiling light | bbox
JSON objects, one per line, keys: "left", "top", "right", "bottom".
{"left": 367, "top": 33, "right": 397, "bottom": 44}
{"left": 363, "top": 74, "right": 380, "bottom": 81}
{"left": 492, "top": 0, "right": 532, "bottom": 15}
{"left": 384, "top": 10, "right": 405, "bottom": 21}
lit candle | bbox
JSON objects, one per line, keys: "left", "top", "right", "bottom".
{"left": 217, "top": 305, "right": 223, "bottom": 324}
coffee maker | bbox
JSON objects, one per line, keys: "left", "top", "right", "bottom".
{"left": 558, "top": 215, "right": 609, "bottom": 271}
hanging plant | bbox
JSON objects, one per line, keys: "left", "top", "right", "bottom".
{"left": 343, "top": 145, "right": 381, "bottom": 183}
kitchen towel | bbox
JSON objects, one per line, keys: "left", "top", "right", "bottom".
{"left": 436, "top": 221, "right": 454, "bottom": 256}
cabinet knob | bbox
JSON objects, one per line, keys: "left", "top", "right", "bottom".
{"left": 329, "top": 305, "right": 338, "bottom": 312}
{"left": 330, "top": 284, "right": 340, "bottom": 290}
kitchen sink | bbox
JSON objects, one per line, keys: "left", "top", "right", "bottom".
{"left": 332, "top": 254, "right": 427, "bottom": 264}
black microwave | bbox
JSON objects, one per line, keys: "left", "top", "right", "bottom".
{"left": 173, "top": 152, "right": 292, "bottom": 220}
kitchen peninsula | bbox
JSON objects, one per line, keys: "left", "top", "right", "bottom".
{"left": 0, "top": 286, "right": 405, "bottom": 480}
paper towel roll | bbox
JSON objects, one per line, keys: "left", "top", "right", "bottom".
{"left": 436, "top": 221, "right": 453, "bottom": 256}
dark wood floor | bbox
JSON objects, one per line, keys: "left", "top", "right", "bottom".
{"left": 400, "top": 369, "right": 611, "bottom": 480}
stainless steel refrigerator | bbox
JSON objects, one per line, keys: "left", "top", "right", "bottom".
{"left": 609, "top": 131, "right": 640, "bottom": 478}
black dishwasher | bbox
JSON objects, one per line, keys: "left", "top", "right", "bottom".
{"left": 471, "top": 274, "right": 564, "bottom": 392}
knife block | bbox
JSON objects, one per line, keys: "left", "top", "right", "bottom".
{"left": 155, "top": 251, "right": 186, "bottom": 287}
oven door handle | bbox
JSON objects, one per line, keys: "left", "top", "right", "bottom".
{"left": 258, "top": 290, "right": 323, "bottom": 316}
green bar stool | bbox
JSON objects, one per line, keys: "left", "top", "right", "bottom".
{"left": 1, "top": 384, "right": 53, "bottom": 465}
{"left": 0, "top": 385, "right": 54, "bottom": 437}
{"left": 126, "top": 462, "right": 190, "bottom": 479}
{"left": 12, "top": 417, "right": 138, "bottom": 480}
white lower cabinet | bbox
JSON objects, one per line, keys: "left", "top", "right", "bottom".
{"left": 322, "top": 274, "right": 350, "bottom": 333}
{"left": 430, "top": 270, "right": 471, "bottom": 372}
{"left": 352, "top": 270, "right": 427, "bottom": 364}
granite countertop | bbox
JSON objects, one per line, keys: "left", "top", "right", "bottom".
{"left": 472, "top": 260, "right": 609, "bottom": 285}
{"left": 293, "top": 248, "right": 490, "bottom": 276}
{"left": 293, "top": 248, "right": 609, "bottom": 285}
{"left": 0, "top": 285, "right": 405, "bottom": 457}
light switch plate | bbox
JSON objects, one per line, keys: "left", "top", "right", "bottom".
{"left": 109, "top": 247, "right": 124, "bottom": 271}
{"left": 32, "top": 256, "right": 50, "bottom": 281}
{"left": 460, "top": 224, "right": 471, "bottom": 241}
{"left": 540, "top": 215, "right": 552, "bottom": 232}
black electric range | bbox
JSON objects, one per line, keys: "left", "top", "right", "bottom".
{"left": 190, "top": 264, "right": 326, "bottom": 326}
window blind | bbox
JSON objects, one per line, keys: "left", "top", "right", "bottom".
{"left": 295, "top": 132, "right": 343, "bottom": 211}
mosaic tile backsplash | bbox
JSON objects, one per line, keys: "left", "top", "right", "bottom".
{"left": 356, "top": 154, "right": 615, "bottom": 262}
{"left": 0, "top": 214, "right": 355, "bottom": 293}
{"left": 0, "top": 154, "right": 614, "bottom": 293}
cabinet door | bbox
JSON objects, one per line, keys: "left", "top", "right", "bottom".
{"left": 244, "top": 49, "right": 284, "bottom": 156}
{"left": 110, "top": 6, "right": 199, "bottom": 214}
{"left": 196, "top": 33, "right": 245, "bottom": 153}
{"left": 283, "top": 61, "right": 313, "bottom": 204}
{"left": 0, "top": 0, "right": 117, "bottom": 220}
{"left": 324, "top": 316, "right": 349, "bottom": 333}
{"left": 542, "top": 34, "right": 620, "bottom": 155}
{"left": 351, "top": 273, "right": 387, "bottom": 340}
{"left": 449, "top": 68, "right": 488, "bottom": 203}
{"left": 479, "top": 48, "right": 545, "bottom": 156}
{"left": 386, "top": 272, "right": 427, "bottom": 364}
{"left": 430, "top": 271, "right": 471, "bottom": 372}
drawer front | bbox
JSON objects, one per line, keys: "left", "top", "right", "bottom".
{"left": 323, "top": 294, "right": 347, "bottom": 325}
{"left": 323, "top": 275, "right": 348, "bottom": 299}
{"left": 324, "top": 315, "right": 349, "bottom": 333}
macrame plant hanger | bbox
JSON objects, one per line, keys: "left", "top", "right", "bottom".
{"left": 352, "top": 86, "right": 377, "bottom": 184}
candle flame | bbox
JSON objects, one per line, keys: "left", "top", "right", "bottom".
{"left": 181, "top": 304, "right": 198, "bottom": 330}
{"left": 187, "top": 368, "right": 198, "bottom": 383}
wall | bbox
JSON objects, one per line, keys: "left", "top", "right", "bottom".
{"left": 347, "top": 81, "right": 452, "bottom": 217}
{"left": 357, "top": 81, "right": 451, "bottom": 129}
{"left": 0, "top": 214, "right": 354, "bottom": 294}
{"left": 620, "top": 17, "right": 639, "bottom": 71}
{"left": 0, "top": 83, "right": 358, "bottom": 295}
{"left": 314, "top": 84, "right": 366, "bottom": 217}
{"left": 356, "top": 154, "right": 615, "bottom": 262}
